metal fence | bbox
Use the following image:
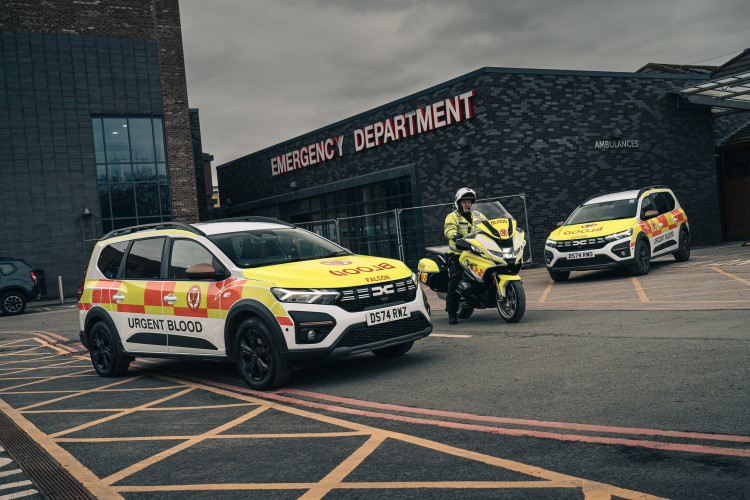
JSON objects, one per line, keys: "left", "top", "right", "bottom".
{"left": 294, "top": 193, "right": 532, "bottom": 269}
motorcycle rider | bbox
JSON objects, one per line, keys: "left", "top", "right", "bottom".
{"left": 444, "top": 187, "right": 487, "bottom": 324}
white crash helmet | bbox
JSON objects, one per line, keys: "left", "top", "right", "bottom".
{"left": 454, "top": 187, "right": 477, "bottom": 211}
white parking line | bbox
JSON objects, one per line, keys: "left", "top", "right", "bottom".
{"left": 431, "top": 333, "right": 471, "bottom": 338}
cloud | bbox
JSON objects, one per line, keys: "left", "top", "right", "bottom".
{"left": 180, "top": 0, "right": 748, "bottom": 168}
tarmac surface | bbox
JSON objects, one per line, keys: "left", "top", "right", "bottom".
{"left": 0, "top": 241, "right": 748, "bottom": 499}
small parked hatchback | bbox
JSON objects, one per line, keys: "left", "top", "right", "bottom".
{"left": 0, "top": 257, "right": 40, "bottom": 315}
{"left": 78, "top": 218, "right": 432, "bottom": 390}
{"left": 544, "top": 186, "right": 690, "bottom": 281}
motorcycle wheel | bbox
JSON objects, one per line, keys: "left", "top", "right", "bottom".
{"left": 497, "top": 280, "right": 526, "bottom": 323}
{"left": 457, "top": 303, "right": 474, "bottom": 319}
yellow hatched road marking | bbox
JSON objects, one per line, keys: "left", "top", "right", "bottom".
{"left": 0, "top": 335, "right": 669, "bottom": 499}
{"left": 631, "top": 277, "right": 649, "bottom": 302}
{"left": 710, "top": 266, "right": 750, "bottom": 286}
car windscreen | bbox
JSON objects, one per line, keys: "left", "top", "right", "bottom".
{"left": 566, "top": 198, "right": 637, "bottom": 225}
{"left": 207, "top": 228, "right": 351, "bottom": 268}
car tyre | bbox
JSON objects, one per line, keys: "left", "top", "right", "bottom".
{"left": 630, "top": 238, "right": 651, "bottom": 276}
{"left": 373, "top": 341, "right": 414, "bottom": 357}
{"left": 673, "top": 229, "right": 690, "bottom": 262}
{"left": 497, "top": 280, "right": 526, "bottom": 323}
{"left": 89, "top": 322, "right": 130, "bottom": 377}
{"left": 547, "top": 269, "right": 570, "bottom": 282}
{"left": 235, "top": 317, "right": 292, "bottom": 390}
{"left": 0, "top": 291, "right": 27, "bottom": 316}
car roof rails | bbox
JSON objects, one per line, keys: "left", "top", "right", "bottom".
{"left": 101, "top": 222, "right": 205, "bottom": 240}
{"left": 637, "top": 185, "right": 669, "bottom": 198}
{"left": 199, "top": 216, "right": 295, "bottom": 228}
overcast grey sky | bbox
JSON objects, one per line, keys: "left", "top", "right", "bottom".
{"left": 179, "top": 0, "right": 748, "bottom": 174}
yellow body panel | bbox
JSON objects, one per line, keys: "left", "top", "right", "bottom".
{"left": 241, "top": 255, "right": 411, "bottom": 288}
{"left": 548, "top": 219, "right": 635, "bottom": 241}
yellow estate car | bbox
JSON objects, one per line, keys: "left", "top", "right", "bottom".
{"left": 544, "top": 186, "right": 690, "bottom": 281}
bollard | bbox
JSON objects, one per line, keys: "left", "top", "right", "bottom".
{"left": 58, "top": 276, "right": 64, "bottom": 304}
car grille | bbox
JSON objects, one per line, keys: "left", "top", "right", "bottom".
{"left": 336, "top": 313, "right": 431, "bottom": 348}
{"left": 550, "top": 237, "right": 608, "bottom": 251}
{"left": 336, "top": 278, "right": 417, "bottom": 312}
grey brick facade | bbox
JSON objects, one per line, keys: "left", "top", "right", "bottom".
{"left": 218, "top": 68, "right": 722, "bottom": 264}
{"left": 0, "top": 0, "right": 199, "bottom": 298}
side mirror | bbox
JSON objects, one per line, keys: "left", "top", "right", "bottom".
{"left": 556, "top": 221, "right": 565, "bottom": 227}
{"left": 643, "top": 210, "right": 659, "bottom": 219}
{"left": 186, "top": 263, "right": 219, "bottom": 280}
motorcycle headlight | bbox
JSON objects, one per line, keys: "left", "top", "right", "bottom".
{"left": 604, "top": 228, "right": 633, "bottom": 242}
{"left": 271, "top": 288, "right": 340, "bottom": 304}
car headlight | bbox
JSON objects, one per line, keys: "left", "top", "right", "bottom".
{"left": 604, "top": 228, "right": 633, "bottom": 242}
{"left": 545, "top": 239, "right": 557, "bottom": 248}
{"left": 271, "top": 288, "right": 340, "bottom": 304}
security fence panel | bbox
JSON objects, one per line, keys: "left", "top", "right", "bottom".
{"left": 337, "top": 210, "right": 400, "bottom": 260}
{"left": 295, "top": 219, "right": 340, "bottom": 244}
{"left": 292, "top": 194, "right": 531, "bottom": 269}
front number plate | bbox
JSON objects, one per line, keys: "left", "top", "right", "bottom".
{"left": 367, "top": 305, "right": 410, "bottom": 326}
{"left": 568, "top": 251, "right": 595, "bottom": 260}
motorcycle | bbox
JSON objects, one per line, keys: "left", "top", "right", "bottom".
{"left": 417, "top": 201, "right": 526, "bottom": 323}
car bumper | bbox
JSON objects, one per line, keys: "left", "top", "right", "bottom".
{"left": 544, "top": 239, "right": 635, "bottom": 272}
{"left": 280, "top": 311, "right": 432, "bottom": 364}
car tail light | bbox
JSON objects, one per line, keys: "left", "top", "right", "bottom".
{"left": 77, "top": 273, "right": 85, "bottom": 301}
{"left": 30, "top": 270, "right": 38, "bottom": 283}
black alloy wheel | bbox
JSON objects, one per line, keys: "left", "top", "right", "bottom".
{"left": 89, "top": 322, "right": 130, "bottom": 377}
{"left": 497, "top": 280, "right": 526, "bottom": 323}
{"left": 235, "top": 317, "right": 292, "bottom": 390}
{"left": 0, "top": 291, "right": 26, "bottom": 316}
{"left": 673, "top": 230, "right": 691, "bottom": 262}
{"left": 630, "top": 239, "right": 651, "bottom": 276}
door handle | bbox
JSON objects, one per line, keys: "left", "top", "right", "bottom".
{"left": 163, "top": 294, "right": 178, "bottom": 304}
{"left": 113, "top": 292, "right": 125, "bottom": 303}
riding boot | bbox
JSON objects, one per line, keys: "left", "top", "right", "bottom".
{"left": 448, "top": 312, "right": 458, "bottom": 325}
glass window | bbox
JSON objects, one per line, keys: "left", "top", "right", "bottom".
{"left": 651, "top": 193, "right": 671, "bottom": 215}
{"left": 92, "top": 116, "right": 172, "bottom": 232}
{"left": 0, "top": 263, "right": 17, "bottom": 276}
{"left": 98, "top": 185, "right": 111, "bottom": 219}
{"left": 124, "top": 237, "right": 164, "bottom": 280}
{"left": 92, "top": 118, "right": 105, "bottom": 163}
{"left": 153, "top": 118, "right": 166, "bottom": 162}
{"left": 103, "top": 118, "right": 131, "bottom": 163}
{"left": 128, "top": 118, "right": 156, "bottom": 162}
{"left": 169, "top": 239, "right": 222, "bottom": 280}
{"left": 135, "top": 183, "right": 160, "bottom": 216}
{"left": 640, "top": 196, "right": 655, "bottom": 219}
{"left": 110, "top": 184, "right": 136, "bottom": 217}
{"left": 97, "top": 241, "right": 129, "bottom": 279}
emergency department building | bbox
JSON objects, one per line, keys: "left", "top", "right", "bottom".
{"left": 218, "top": 51, "right": 750, "bottom": 267}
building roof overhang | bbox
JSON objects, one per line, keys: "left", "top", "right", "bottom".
{"left": 673, "top": 71, "right": 750, "bottom": 116}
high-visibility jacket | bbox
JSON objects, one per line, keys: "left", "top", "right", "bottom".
{"left": 444, "top": 210, "right": 487, "bottom": 254}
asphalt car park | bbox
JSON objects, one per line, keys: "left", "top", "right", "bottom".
{"left": 0, "top": 242, "right": 748, "bottom": 499}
